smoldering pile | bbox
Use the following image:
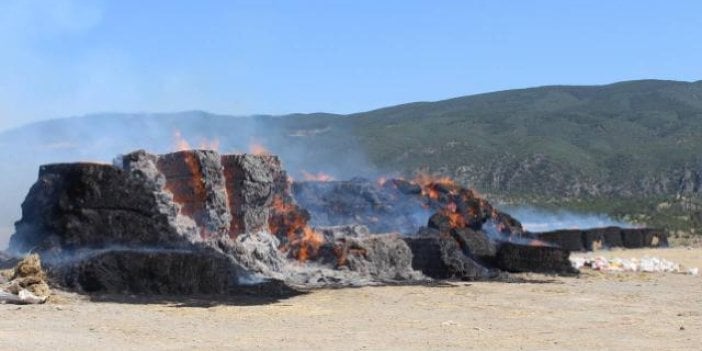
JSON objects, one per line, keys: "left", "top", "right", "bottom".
{"left": 0, "top": 149, "right": 657, "bottom": 296}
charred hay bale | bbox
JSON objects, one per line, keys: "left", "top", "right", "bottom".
{"left": 618, "top": 228, "right": 668, "bottom": 248}
{"left": 599, "top": 226, "right": 624, "bottom": 248}
{"left": 338, "top": 235, "right": 421, "bottom": 281}
{"left": 428, "top": 212, "right": 453, "bottom": 232}
{"left": 537, "top": 227, "right": 669, "bottom": 251}
{"left": 221, "top": 154, "right": 284, "bottom": 237}
{"left": 582, "top": 229, "right": 605, "bottom": 251}
{"left": 10, "top": 163, "right": 195, "bottom": 254}
{"left": 403, "top": 229, "right": 496, "bottom": 280}
{"left": 490, "top": 211, "right": 524, "bottom": 235}
{"left": 533, "top": 229, "right": 585, "bottom": 251}
{"left": 620, "top": 228, "right": 646, "bottom": 248}
{"left": 495, "top": 243, "right": 576, "bottom": 275}
{"left": 648, "top": 229, "right": 669, "bottom": 247}
{"left": 56, "top": 249, "right": 240, "bottom": 294}
{"left": 450, "top": 228, "right": 497, "bottom": 258}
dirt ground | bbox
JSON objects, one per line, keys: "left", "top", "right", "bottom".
{"left": 1, "top": 247, "right": 700, "bottom": 351}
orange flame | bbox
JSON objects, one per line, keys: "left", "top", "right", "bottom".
{"left": 249, "top": 142, "right": 270, "bottom": 156}
{"left": 172, "top": 130, "right": 221, "bottom": 152}
{"left": 161, "top": 151, "right": 209, "bottom": 238}
{"left": 301, "top": 171, "right": 335, "bottom": 182}
{"left": 173, "top": 130, "right": 191, "bottom": 151}
{"left": 442, "top": 202, "right": 467, "bottom": 228}
{"left": 269, "top": 196, "right": 325, "bottom": 262}
{"left": 376, "top": 176, "right": 388, "bottom": 187}
{"left": 412, "top": 172, "right": 458, "bottom": 200}
{"left": 413, "top": 172, "right": 456, "bottom": 188}
{"left": 197, "top": 137, "right": 220, "bottom": 151}
{"left": 297, "top": 227, "right": 325, "bottom": 262}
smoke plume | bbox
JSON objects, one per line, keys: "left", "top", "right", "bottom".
{"left": 0, "top": 112, "right": 380, "bottom": 248}
{"left": 499, "top": 206, "right": 635, "bottom": 232}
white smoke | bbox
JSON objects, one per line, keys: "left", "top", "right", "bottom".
{"left": 0, "top": 112, "right": 382, "bottom": 249}
{"left": 500, "top": 206, "right": 636, "bottom": 232}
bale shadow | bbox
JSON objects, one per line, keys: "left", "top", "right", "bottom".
{"left": 85, "top": 280, "right": 309, "bottom": 308}
{"left": 495, "top": 272, "right": 572, "bottom": 284}
{"left": 71, "top": 273, "right": 571, "bottom": 308}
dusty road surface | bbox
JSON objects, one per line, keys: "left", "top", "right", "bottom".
{"left": 1, "top": 247, "right": 700, "bottom": 351}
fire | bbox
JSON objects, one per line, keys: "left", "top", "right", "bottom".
{"left": 161, "top": 151, "right": 209, "bottom": 238}
{"left": 197, "top": 137, "right": 220, "bottom": 151}
{"left": 406, "top": 173, "right": 484, "bottom": 232}
{"left": 297, "top": 226, "right": 325, "bottom": 262}
{"left": 249, "top": 142, "right": 270, "bottom": 156}
{"left": 412, "top": 172, "right": 458, "bottom": 200}
{"left": 442, "top": 202, "right": 467, "bottom": 228}
{"left": 413, "top": 172, "right": 456, "bottom": 188}
{"left": 301, "top": 170, "right": 335, "bottom": 182}
{"left": 376, "top": 176, "right": 388, "bottom": 187}
{"left": 172, "top": 130, "right": 219, "bottom": 151}
{"left": 173, "top": 130, "right": 191, "bottom": 151}
{"left": 268, "top": 196, "right": 325, "bottom": 262}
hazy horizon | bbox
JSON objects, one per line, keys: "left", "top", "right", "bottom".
{"left": 2, "top": 77, "right": 701, "bottom": 134}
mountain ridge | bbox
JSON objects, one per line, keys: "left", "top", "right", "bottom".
{"left": 1, "top": 79, "right": 701, "bottom": 236}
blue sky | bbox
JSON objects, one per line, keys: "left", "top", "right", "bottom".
{"left": 1, "top": 0, "right": 700, "bottom": 130}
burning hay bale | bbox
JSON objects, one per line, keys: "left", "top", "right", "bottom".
{"left": 7, "top": 149, "right": 591, "bottom": 296}
{"left": 221, "top": 154, "right": 289, "bottom": 237}
{"left": 292, "top": 173, "right": 574, "bottom": 280}
{"left": 151, "top": 150, "right": 231, "bottom": 239}
{"left": 9, "top": 150, "right": 296, "bottom": 294}
{"left": 267, "top": 195, "right": 322, "bottom": 262}
{"left": 293, "top": 174, "right": 524, "bottom": 241}
{"left": 1, "top": 254, "right": 50, "bottom": 304}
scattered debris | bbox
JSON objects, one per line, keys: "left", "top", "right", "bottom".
{"left": 0, "top": 254, "right": 50, "bottom": 304}
{"left": 441, "top": 320, "right": 460, "bottom": 327}
{"left": 571, "top": 255, "right": 698, "bottom": 274}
